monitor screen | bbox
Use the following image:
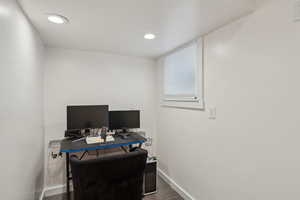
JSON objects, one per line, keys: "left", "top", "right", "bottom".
{"left": 67, "top": 105, "right": 109, "bottom": 130}
{"left": 109, "top": 110, "right": 140, "bottom": 130}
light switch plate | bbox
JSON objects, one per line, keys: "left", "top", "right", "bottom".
{"left": 208, "top": 107, "right": 216, "bottom": 120}
{"left": 294, "top": 0, "right": 300, "bottom": 22}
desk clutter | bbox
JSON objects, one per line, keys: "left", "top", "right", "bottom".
{"left": 86, "top": 134, "right": 115, "bottom": 144}
{"left": 61, "top": 105, "right": 149, "bottom": 154}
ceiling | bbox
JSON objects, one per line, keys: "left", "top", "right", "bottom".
{"left": 19, "top": 0, "right": 256, "bottom": 58}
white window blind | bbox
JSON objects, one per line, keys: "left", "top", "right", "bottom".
{"left": 164, "top": 41, "right": 199, "bottom": 102}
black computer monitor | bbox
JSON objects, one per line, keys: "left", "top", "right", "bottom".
{"left": 109, "top": 110, "right": 140, "bottom": 131}
{"left": 67, "top": 105, "right": 109, "bottom": 130}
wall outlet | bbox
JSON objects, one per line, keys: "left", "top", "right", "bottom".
{"left": 48, "top": 140, "right": 62, "bottom": 162}
{"left": 145, "top": 137, "right": 153, "bottom": 146}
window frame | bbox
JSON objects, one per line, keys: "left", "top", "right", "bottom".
{"left": 162, "top": 38, "right": 204, "bottom": 109}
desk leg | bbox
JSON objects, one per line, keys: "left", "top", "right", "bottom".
{"left": 66, "top": 152, "right": 70, "bottom": 200}
{"left": 79, "top": 151, "right": 87, "bottom": 160}
{"left": 129, "top": 144, "right": 133, "bottom": 151}
{"left": 121, "top": 146, "right": 128, "bottom": 152}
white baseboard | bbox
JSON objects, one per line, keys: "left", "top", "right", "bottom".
{"left": 158, "top": 168, "right": 196, "bottom": 200}
{"left": 44, "top": 184, "right": 73, "bottom": 198}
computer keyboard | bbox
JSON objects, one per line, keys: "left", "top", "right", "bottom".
{"left": 86, "top": 136, "right": 104, "bottom": 144}
{"left": 86, "top": 135, "right": 115, "bottom": 144}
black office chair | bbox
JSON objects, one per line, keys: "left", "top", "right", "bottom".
{"left": 70, "top": 148, "right": 148, "bottom": 200}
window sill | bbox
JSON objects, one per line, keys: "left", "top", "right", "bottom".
{"left": 162, "top": 100, "right": 204, "bottom": 110}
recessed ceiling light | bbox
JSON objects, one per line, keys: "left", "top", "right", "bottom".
{"left": 47, "top": 14, "right": 69, "bottom": 24}
{"left": 144, "top": 33, "right": 156, "bottom": 40}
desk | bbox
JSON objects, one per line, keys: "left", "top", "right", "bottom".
{"left": 60, "top": 133, "right": 146, "bottom": 199}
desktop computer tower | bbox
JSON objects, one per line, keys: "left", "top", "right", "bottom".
{"left": 143, "top": 158, "right": 157, "bottom": 195}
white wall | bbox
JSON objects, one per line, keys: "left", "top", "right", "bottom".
{"left": 44, "top": 48, "right": 157, "bottom": 188}
{"left": 156, "top": 0, "right": 300, "bottom": 199}
{"left": 0, "top": 0, "right": 45, "bottom": 200}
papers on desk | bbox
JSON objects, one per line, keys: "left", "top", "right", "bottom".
{"left": 86, "top": 136, "right": 104, "bottom": 144}
{"left": 85, "top": 135, "right": 115, "bottom": 144}
{"left": 106, "top": 135, "right": 115, "bottom": 142}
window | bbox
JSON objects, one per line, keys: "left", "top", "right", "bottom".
{"left": 163, "top": 39, "right": 203, "bottom": 109}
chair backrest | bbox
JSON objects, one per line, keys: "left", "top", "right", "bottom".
{"left": 70, "top": 148, "right": 148, "bottom": 200}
